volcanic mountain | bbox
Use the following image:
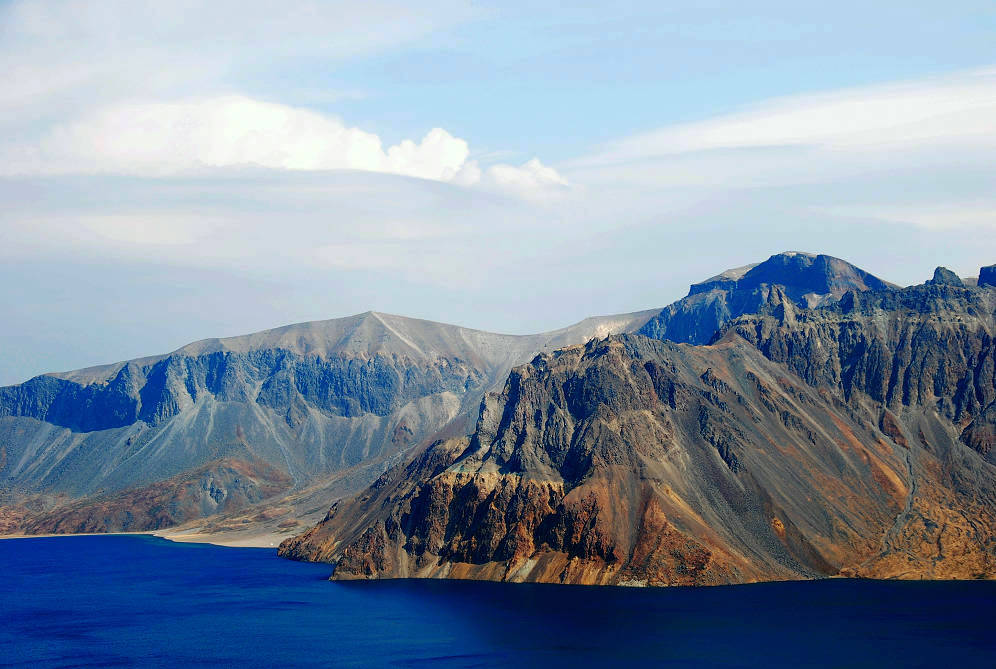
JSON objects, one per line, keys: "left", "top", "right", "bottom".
{"left": 0, "top": 252, "right": 898, "bottom": 540}
{"left": 280, "top": 267, "right": 996, "bottom": 585}
{"left": 0, "top": 309, "right": 659, "bottom": 536}
{"left": 637, "top": 251, "right": 897, "bottom": 344}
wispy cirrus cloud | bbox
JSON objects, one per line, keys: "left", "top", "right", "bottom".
{"left": 561, "top": 67, "right": 996, "bottom": 233}
{"left": 571, "top": 68, "right": 996, "bottom": 166}
{"left": 0, "top": 1, "right": 993, "bottom": 386}
{"left": 0, "top": 0, "right": 474, "bottom": 119}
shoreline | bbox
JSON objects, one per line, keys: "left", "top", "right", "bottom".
{"left": 4, "top": 533, "right": 995, "bottom": 587}
{"left": 0, "top": 531, "right": 156, "bottom": 540}
{"left": 0, "top": 529, "right": 285, "bottom": 549}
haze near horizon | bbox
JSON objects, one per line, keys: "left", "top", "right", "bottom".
{"left": 2, "top": 1, "right": 994, "bottom": 385}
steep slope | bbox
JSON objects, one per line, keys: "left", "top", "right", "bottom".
{"left": 0, "top": 309, "right": 657, "bottom": 535}
{"left": 5, "top": 458, "right": 291, "bottom": 534}
{"left": 281, "top": 278, "right": 996, "bottom": 585}
{"left": 722, "top": 280, "right": 996, "bottom": 579}
{"left": 0, "top": 251, "right": 947, "bottom": 543}
{"left": 638, "top": 252, "right": 895, "bottom": 345}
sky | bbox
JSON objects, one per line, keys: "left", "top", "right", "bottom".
{"left": 1, "top": 0, "right": 995, "bottom": 384}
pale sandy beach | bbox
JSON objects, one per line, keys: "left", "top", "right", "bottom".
{"left": 0, "top": 529, "right": 283, "bottom": 550}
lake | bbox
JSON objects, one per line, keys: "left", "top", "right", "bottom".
{"left": 2, "top": 535, "right": 993, "bottom": 667}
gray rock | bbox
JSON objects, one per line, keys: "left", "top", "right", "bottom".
{"left": 0, "top": 310, "right": 660, "bottom": 505}
{"left": 284, "top": 277, "right": 996, "bottom": 585}
{"left": 979, "top": 265, "right": 996, "bottom": 288}
{"left": 639, "top": 252, "right": 895, "bottom": 345}
{"left": 927, "top": 266, "right": 964, "bottom": 286}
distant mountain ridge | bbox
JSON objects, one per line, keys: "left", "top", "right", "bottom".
{"left": 638, "top": 251, "right": 895, "bottom": 345}
{"left": 280, "top": 269, "right": 996, "bottom": 585}
{"left": 2, "top": 252, "right": 971, "bottom": 545}
{"left": 0, "top": 307, "right": 659, "bottom": 535}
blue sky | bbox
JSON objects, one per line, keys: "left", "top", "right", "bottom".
{"left": 1, "top": 1, "right": 995, "bottom": 384}
{"left": 314, "top": 2, "right": 996, "bottom": 157}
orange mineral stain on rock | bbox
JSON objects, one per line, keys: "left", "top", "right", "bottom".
{"left": 281, "top": 280, "right": 996, "bottom": 586}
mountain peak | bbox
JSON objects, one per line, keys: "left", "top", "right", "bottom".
{"left": 642, "top": 252, "right": 895, "bottom": 346}
{"left": 688, "top": 252, "right": 891, "bottom": 299}
{"left": 979, "top": 265, "right": 996, "bottom": 288}
{"left": 927, "top": 266, "right": 964, "bottom": 287}
{"left": 738, "top": 252, "right": 892, "bottom": 296}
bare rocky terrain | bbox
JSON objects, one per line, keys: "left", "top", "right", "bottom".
{"left": 0, "top": 308, "right": 659, "bottom": 537}
{"left": 8, "top": 251, "right": 994, "bottom": 587}
{"left": 280, "top": 262, "right": 996, "bottom": 585}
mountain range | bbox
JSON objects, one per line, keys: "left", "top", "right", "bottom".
{"left": 4, "top": 252, "right": 996, "bottom": 586}
{"left": 0, "top": 299, "right": 657, "bottom": 536}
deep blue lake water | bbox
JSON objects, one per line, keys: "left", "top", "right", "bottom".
{"left": 2, "top": 535, "right": 994, "bottom": 668}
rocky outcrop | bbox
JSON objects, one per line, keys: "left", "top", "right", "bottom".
{"left": 281, "top": 279, "right": 996, "bottom": 585}
{"left": 0, "top": 350, "right": 484, "bottom": 431}
{"left": 17, "top": 458, "right": 291, "bottom": 534}
{"left": 928, "top": 267, "right": 964, "bottom": 287}
{"left": 637, "top": 252, "right": 894, "bottom": 345}
{"left": 9, "top": 253, "right": 993, "bottom": 552}
{"left": 721, "top": 283, "right": 996, "bottom": 420}
{"left": 980, "top": 265, "right": 996, "bottom": 288}
{"left": 0, "top": 309, "right": 658, "bottom": 534}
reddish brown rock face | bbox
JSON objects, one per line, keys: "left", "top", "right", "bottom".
{"left": 281, "top": 282, "right": 996, "bottom": 586}
{"left": 16, "top": 458, "right": 291, "bottom": 534}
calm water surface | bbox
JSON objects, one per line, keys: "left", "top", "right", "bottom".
{"left": 2, "top": 535, "right": 993, "bottom": 667}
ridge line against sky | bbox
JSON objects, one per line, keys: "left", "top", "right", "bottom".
{"left": 1, "top": 0, "right": 994, "bottom": 384}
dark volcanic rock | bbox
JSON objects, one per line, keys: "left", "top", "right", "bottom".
{"left": 282, "top": 281, "right": 996, "bottom": 585}
{"left": 928, "top": 267, "right": 964, "bottom": 286}
{"left": 721, "top": 283, "right": 996, "bottom": 419}
{"left": 637, "top": 252, "right": 894, "bottom": 345}
{"left": 18, "top": 458, "right": 291, "bottom": 534}
{"left": 980, "top": 265, "right": 996, "bottom": 288}
{"left": 0, "top": 309, "right": 658, "bottom": 534}
{"left": 281, "top": 335, "right": 909, "bottom": 584}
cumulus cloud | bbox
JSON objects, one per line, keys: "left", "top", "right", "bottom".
{"left": 0, "top": 95, "right": 568, "bottom": 194}
{"left": 0, "top": 1, "right": 568, "bottom": 196}
{"left": 449, "top": 157, "right": 570, "bottom": 197}
{"left": 6, "top": 96, "right": 457, "bottom": 178}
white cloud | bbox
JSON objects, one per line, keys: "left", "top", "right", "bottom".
{"left": 820, "top": 202, "right": 996, "bottom": 230}
{"left": 82, "top": 214, "right": 224, "bottom": 246}
{"left": 0, "top": 95, "right": 568, "bottom": 194}
{"left": 574, "top": 68, "right": 996, "bottom": 166}
{"left": 562, "top": 68, "right": 996, "bottom": 232}
{"left": 5, "top": 96, "right": 456, "bottom": 179}
{"left": 484, "top": 158, "right": 569, "bottom": 195}
{"left": 0, "top": 1, "right": 568, "bottom": 196}
{"left": 0, "top": 170, "right": 564, "bottom": 286}
{"left": 0, "top": 0, "right": 476, "bottom": 121}
{"left": 384, "top": 128, "right": 470, "bottom": 181}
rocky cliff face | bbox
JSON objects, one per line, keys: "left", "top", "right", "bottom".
{"left": 281, "top": 279, "right": 996, "bottom": 585}
{"left": 0, "top": 309, "right": 657, "bottom": 535}
{"left": 8, "top": 254, "right": 993, "bottom": 553}
{"left": 9, "top": 458, "right": 291, "bottom": 534}
{"left": 979, "top": 265, "right": 996, "bottom": 288}
{"left": 637, "top": 252, "right": 895, "bottom": 345}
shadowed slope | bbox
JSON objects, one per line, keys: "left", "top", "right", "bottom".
{"left": 0, "top": 309, "right": 657, "bottom": 534}
{"left": 638, "top": 252, "right": 895, "bottom": 345}
{"left": 8, "top": 458, "right": 291, "bottom": 534}
{"left": 281, "top": 280, "right": 996, "bottom": 585}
